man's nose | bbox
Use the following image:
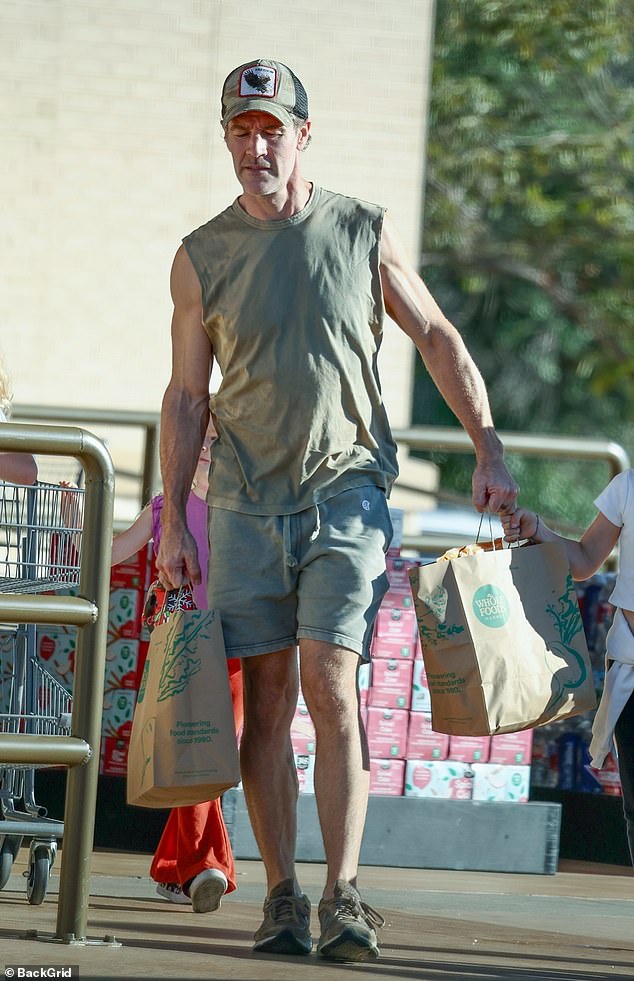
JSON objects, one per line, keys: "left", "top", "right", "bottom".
{"left": 246, "top": 132, "right": 267, "bottom": 156}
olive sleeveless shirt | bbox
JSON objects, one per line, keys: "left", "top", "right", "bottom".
{"left": 183, "top": 185, "right": 398, "bottom": 515}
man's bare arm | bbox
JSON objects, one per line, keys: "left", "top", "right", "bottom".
{"left": 379, "top": 212, "right": 518, "bottom": 513}
{"left": 157, "top": 244, "right": 213, "bottom": 588}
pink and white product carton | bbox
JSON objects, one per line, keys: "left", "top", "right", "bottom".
{"left": 404, "top": 760, "right": 474, "bottom": 799}
{"left": 388, "top": 508, "right": 404, "bottom": 551}
{"left": 295, "top": 753, "right": 315, "bottom": 794}
{"left": 414, "top": 633, "right": 423, "bottom": 660}
{"left": 101, "top": 688, "right": 137, "bottom": 740}
{"left": 357, "top": 662, "right": 371, "bottom": 709}
{"left": 406, "top": 711, "right": 450, "bottom": 760}
{"left": 365, "top": 706, "right": 409, "bottom": 759}
{"left": 410, "top": 658, "right": 431, "bottom": 712}
{"left": 368, "top": 658, "right": 413, "bottom": 710}
{"left": 385, "top": 555, "right": 416, "bottom": 591}
{"left": 109, "top": 544, "right": 150, "bottom": 591}
{"left": 108, "top": 587, "right": 143, "bottom": 642}
{"left": 371, "top": 607, "right": 417, "bottom": 660}
{"left": 489, "top": 730, "right": 534, "bottom": 765}
{"left": 471, "top": 763, "right": 530, "bottom": 803}
{"left": 36, "top": 624, "right": 77, "bottom": 692}
{"left": 100, "top": 735, "right": 130, "bottom": 777}
{"left": 448, "top": 735, "right": 491, "bottom": 763}
{"left": 380, "top": 588, "right": 415, "bottom": 611}
{"left": 104, "top": 639, "right": 140, "bottom": 692}
{"left": 291, "top": 703, "right": 316, "bottom": 754}
{"left": 369, "top": 758, "right": 405, "bottom": 797}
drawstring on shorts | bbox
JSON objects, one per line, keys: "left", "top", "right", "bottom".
{"left": 309, "top": 503, "right": 321, "bottom": 543}
{"left": 283, "top": 513, "right": 297, "bottom": 568}
{"left": 283, "top": 504, "right": 321, "bottom": 568}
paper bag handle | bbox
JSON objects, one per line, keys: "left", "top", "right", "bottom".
{"left": 475, "top": 511, "right": 518, "bottom": 551}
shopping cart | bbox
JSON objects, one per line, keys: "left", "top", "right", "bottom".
{"left": 0, "top": 479, "right": 84, "bottom": 904}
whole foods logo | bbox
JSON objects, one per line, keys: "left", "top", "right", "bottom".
{"left": 472, "top": 584, "right": 510, "bottom": 628}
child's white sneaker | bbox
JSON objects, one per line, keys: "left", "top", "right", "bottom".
{"left": 187, "top": 868, "right": 228, "bottom": 913}
{"left": 156, "top": 882, "right": 190, "bottom": 905}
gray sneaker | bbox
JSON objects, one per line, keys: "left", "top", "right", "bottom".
{"left": 253, "top": 879, "right": 312, "bottom": 956}
{"left": 317, "top": 879, "right": 385, "bottom": 962}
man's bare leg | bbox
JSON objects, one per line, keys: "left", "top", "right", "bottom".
{"left": 240, "top": 647, "right": 313, "bottom": 956}
{"left": 299, "top": 639, "right": 383, "bottom": 961}
{"left": 239, "top": 646, "right": 300, "bottom": 893}
{"left": 298, "top": 638, "right": 369, "bottom": 898}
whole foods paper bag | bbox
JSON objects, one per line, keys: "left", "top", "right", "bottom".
{"left": 409, "top": 541, "right": 596, "bottom": 736}
{"left": 127, "top": 607, "right": 239, "bottom": 807}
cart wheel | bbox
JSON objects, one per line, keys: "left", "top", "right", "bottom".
{"left": 26, "top": 846, "right": 50, "bottom": 905}
{"left": 0, "top": 836, "right": 22, "bottom": 890}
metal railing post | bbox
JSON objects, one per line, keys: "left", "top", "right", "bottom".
{"left": 0, "top": 423, "right": 114, "bottom": 942}
{"left": 140, "top": 420, "right": 159, "bottom": 506}
{"left": 55, "top": 430, "right": 114, "bottom": 942}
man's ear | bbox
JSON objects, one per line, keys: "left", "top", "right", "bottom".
{"left": 297, "top": 119, "right": 311, "bottom": 150}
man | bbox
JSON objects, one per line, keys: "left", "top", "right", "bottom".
{"left": 157, "top": 58, "right": 518, "bottom": 963}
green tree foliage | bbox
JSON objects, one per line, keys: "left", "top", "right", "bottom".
{"left": 415, "top": 0, "right": 634, "bottom": 526}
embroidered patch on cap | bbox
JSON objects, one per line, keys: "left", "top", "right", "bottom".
{"left": 239, "top": 65, "right": 277, "bottom": 98}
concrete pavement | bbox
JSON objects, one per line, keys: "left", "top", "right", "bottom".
{"left": 0, "top": 849, "right": 633, "bottom": 979}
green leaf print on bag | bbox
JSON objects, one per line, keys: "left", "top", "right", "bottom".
{"left": 140, "top": 717, "right": 155, "bottom": 783}
{"left": 421, "top": 584, "right": 449, "bottom": 622}
{"left": 414, "top": 608, "right": 465, "bottom": 646}
{"left": 136, "top": 657, "right": 150, "bottom": 704}
{"left": 544, "top": 573, "right": 588, "bottom": 712}
{"left": 157, "top": 612, "right": 214, "bottom": 702}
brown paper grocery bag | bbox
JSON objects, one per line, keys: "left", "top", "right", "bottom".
{"left": 409, "top": 541, "right": 596, "bottom": 736}
{"left": 127, "top": 607, "right": 240, "bottom": 808}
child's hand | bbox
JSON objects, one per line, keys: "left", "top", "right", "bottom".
{"left": 59, "top": 480, "right": 82, "bottom": 529}
{"left": 500, "top": 507, "right": 538, "bottom": 543}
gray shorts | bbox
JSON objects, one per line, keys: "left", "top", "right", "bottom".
{"left": 207, "top": 485, "right": 392, "bottom": 660}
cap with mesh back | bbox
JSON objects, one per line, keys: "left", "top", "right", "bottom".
{"left": 220, "top": 59, "right": 309, "bottom": 128}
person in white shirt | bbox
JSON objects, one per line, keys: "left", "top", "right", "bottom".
{"left": 502, "top": 470, "right": 634, "bottom": 865}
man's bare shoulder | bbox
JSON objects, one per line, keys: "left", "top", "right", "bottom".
{"left": 170, "top": 243, "right": 202, "bottom": 307}
{"left": 378, "top": 210, "right": 408, "bottom": 268}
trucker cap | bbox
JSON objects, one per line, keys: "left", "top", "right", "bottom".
{"left": 220, "top": 59, "right": 309, "bottom": 128}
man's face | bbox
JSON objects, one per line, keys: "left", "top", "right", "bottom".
{"left": 224, "top": 111, "right": 308, "bottom": 197}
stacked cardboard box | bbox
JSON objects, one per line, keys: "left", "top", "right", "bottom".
{"left": 100, "top": 543, "right": 152, "bottom": 775}
{"left": 364, "top": 548, "right": 418, "bottom": 796}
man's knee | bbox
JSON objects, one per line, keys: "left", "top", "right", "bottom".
{"left": 242, "top": 648, "right": 299, "bottom": 733}
{"left": 300, "top": 639, "right": 358, "bottom": 695}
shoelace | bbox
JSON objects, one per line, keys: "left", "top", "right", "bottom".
{"left": 360, "top": 900, "right": 385, "bottom": 929}
{"left": 328, "top": 893, "right": 385, "bottom": 929}
{"left": 265, "top": 893, "right": 309, "bottom": 924}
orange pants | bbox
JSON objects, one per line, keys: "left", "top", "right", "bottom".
{"left": 149, "top": 658, "right": 243, "bottom": 892}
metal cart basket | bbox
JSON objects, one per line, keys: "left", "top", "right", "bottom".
{"left": 0, "top": 479, "right": 84, "bottom": 903}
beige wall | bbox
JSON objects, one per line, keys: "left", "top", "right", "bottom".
{"left": 1, "top": 0, "right": 435, "bottom": 473}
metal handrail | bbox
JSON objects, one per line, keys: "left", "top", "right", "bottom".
{"left": 0, "top": 422, "right": 115, "bottom": 943}
{"left": 12, "top": 412, "right": 629, "bottom": 527}
{"left": 392, "top": 426, "right": 630, "bottom": 550}
{"left": 393, "top": 426, "right": 630, "bottom": 476}
{"left": 13, "top": 405, "right": 159, "bottom": 510}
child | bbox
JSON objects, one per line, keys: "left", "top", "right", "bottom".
{"left": 112, "top": 424, "right": 243, "bottom": 910}
{"left": 502, "top": 474, "right": 634, "bottom": 866}
{"left": 0, "top": 355, "right": 38, "bottom": 484}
